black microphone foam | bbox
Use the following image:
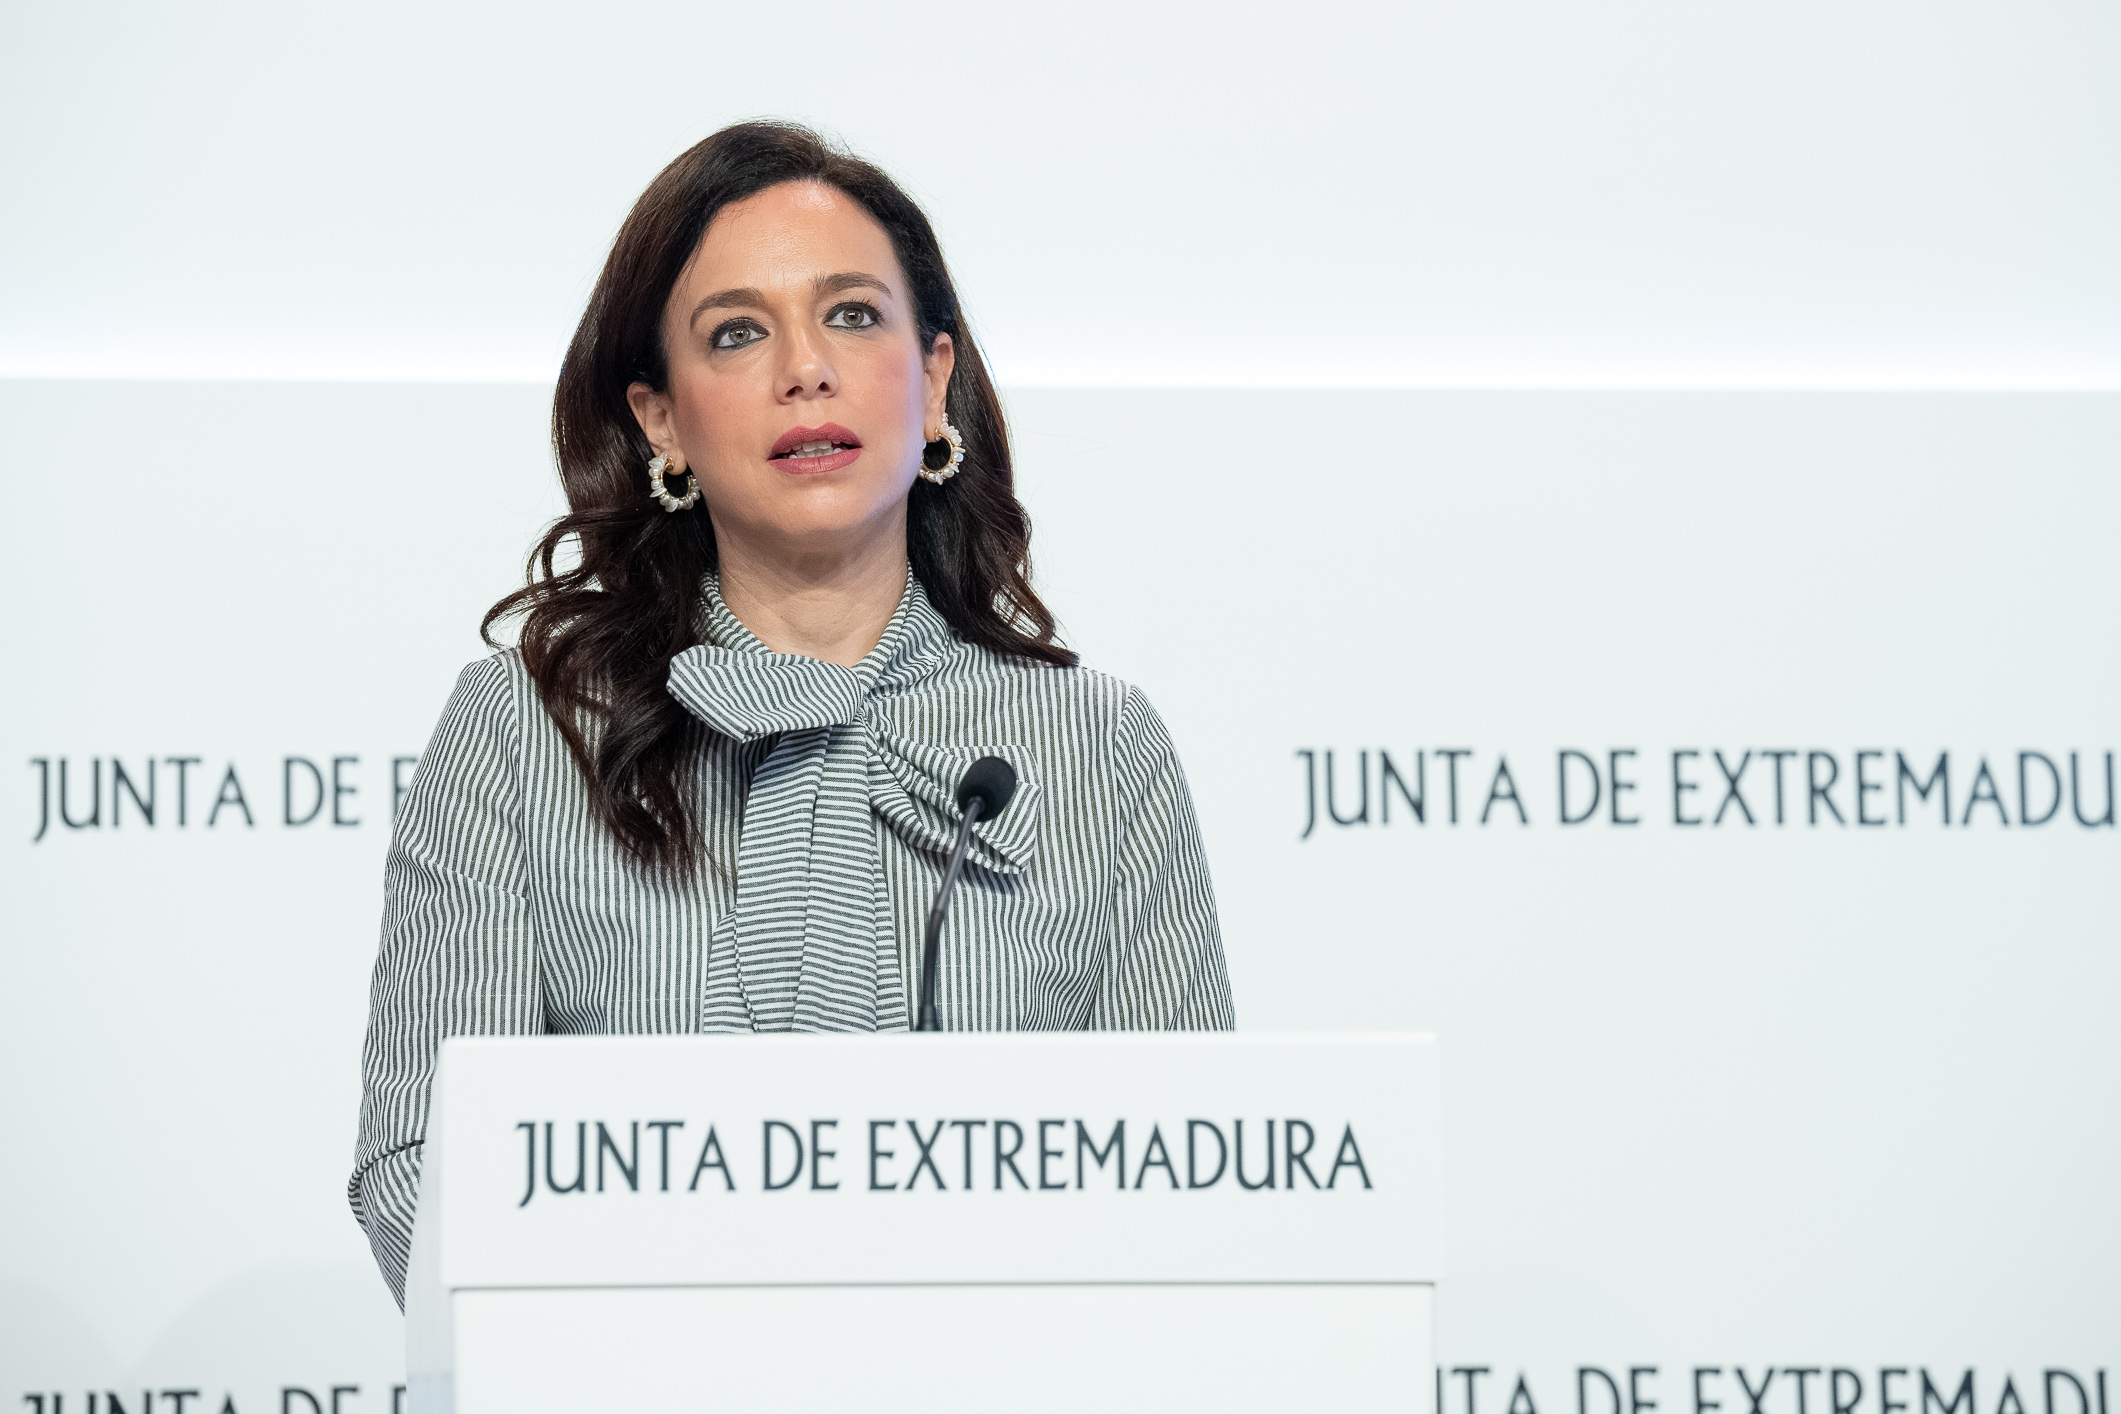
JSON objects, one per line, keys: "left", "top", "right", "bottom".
{"left": 955, "top": 756, "right": 1018, "bottom": 822}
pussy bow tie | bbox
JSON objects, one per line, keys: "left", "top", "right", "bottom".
{"left": 665, "top": 577, "right": 1042, "bottom": 1033}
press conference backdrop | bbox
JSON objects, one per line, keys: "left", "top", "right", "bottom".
{"left": 2, "top": 383, "right": 2115, "bottom": 1412}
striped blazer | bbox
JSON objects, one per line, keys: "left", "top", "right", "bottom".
{"left": 350, "top": 573, "right": 1234, "bottom": 1304}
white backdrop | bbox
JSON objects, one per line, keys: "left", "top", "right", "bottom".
{"left": 2, "top": 1, "right": 2118, "bottom": 387}
{"left": 2, "top": 382, "right": 2114, "bottom": 1411}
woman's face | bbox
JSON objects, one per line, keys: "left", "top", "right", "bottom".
{"left": 628, "top": 180, "right": 954, "bottom": 564}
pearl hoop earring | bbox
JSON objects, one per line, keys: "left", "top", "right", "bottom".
{"left": 919, "top": 419, "right": 966, "bottom": 485}
{"left": 647, "top": 453, "right": 699, "bottom": 512}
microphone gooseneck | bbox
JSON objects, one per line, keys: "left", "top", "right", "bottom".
{"left": 915, "top": 756, "right": 1018, "bottom": 1032}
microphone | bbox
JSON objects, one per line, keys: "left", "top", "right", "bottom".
{"left": 915, "top": 756, "right": 1018, "bottom": 1032}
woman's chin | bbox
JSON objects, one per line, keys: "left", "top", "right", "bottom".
{"left": 720, "top": 499, "right": 910, "bottom": 558}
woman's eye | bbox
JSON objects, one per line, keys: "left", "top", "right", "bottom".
{"left": 712, "top": 320, "right": 765, "bottom": 350}
{"left": 826, "top": 303, "right": 880, "bottom": 331}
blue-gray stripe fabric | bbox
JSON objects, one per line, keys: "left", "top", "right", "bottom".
{"left": 350, "top": 573, "right": 1233, "bottom": 1304}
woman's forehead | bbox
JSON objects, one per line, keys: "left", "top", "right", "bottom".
{"left": 684, "top": 181, "right": 903, "bottom": 296}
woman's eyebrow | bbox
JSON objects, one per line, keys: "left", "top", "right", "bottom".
{"left": 814, "top": 271, "right": 893, "bottom": 299}
{"left": 687, "top": 272, "right": 893, "bottom": 329}
{"left": 689, "top": 287, "right": 767, "bottom": 326}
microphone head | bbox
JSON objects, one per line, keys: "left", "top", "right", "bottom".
{"left": 955, "top": 755, "right": 1018, "bottom": 821}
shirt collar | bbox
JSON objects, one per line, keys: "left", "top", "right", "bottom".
{"left": 697, "top": 566, "right": 954, "bottom": 696}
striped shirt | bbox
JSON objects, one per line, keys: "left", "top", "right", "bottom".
{"left": 350, "top": 572, "right": 1233, "bottom": 1304}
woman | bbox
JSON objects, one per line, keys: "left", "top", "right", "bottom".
{"left": 349, "top": 122, "right": 1233, "bottom": 1304}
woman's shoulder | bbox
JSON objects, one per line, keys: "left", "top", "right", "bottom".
{"left": 937, "top": 637, "right": 1135, "bottom": 708}
{"left": 445, "top": 646, "right": 531, "bottom": 706}
{"left": 933, "top": 640, "right": 1175, "bottom": 760}
{"left": 424, "top": 648, "right": 538, "bottom": 754}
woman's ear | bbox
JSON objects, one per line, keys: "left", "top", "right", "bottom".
{"left": 922, "top": 333, "right": 956, "bottom": 437}
{"left": 626, "top": 382, "right": 683, "bottom": 466}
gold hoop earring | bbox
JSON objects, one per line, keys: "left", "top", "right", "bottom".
{"left": 919, "top": 419, "right": 966, "bottom": 485}
{"left": 648, "top": 452, "right": 699, "bottom": 512}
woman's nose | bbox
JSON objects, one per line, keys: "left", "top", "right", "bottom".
{"left": 776, "top": 323, "right": 836, "bottom": 402}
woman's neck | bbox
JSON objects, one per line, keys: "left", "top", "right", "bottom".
{"left": 713, "top": 523, "right": 910, "bottom": 668}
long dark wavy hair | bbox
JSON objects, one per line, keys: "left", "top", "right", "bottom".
{"left": 484, "top": 121, "right": 1074, "bottom": 879}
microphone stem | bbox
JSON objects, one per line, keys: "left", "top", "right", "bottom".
{"left": 915, "top": 798, "right": 984, "bottom": 1032}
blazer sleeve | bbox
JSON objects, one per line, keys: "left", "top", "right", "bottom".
{"left": 349, "top": 654, "right": 544, "bottom": 1308}
{"left": 1089, "top": 687, "right": 1236, "bottom": 1030}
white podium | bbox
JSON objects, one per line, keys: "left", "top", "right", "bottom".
{"left": 405, "top": 1032, "right": 1441, "bottom": 1412}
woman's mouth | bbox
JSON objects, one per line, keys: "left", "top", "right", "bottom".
{"left": 770, "top": 423, "right": 862, "bottom": 474}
